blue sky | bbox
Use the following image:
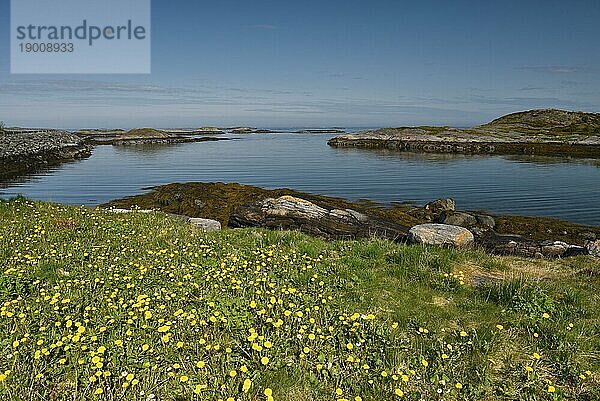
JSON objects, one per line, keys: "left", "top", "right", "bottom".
{"left": 1, "top": 0, "right": 599, "bottom": 128}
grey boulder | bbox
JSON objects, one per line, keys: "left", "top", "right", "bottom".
{"left": 440, "top": 211, "right": 477, "bottom": 227}
{"left": 476, "top": 214, "right": 496, "bottom": 229}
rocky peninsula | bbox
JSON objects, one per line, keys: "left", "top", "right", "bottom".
{"left": 0, "top": 130, "right": 91, "bottom": 178}
{"left": 0, "top": 126, "right": 235, "bottom": 178}
{"left": 104, "top": 182, "right": 600, "bottom": 259}
{"left": 328, "top": 109, "right": 600, "bottom": 158}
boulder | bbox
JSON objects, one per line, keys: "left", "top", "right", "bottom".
{"left": 580, "top": 232, "right": 597, "bottom": 241}
{"left": 439, "top": 211, "right": 477, "bottom": 227}
{"left": 475, "top": 214, "right": 496, "bottom": 229}
{"left": 540, "top": 241, "right": 570, "bottom": 258}
{"left": 187, "top": 218, "right": 221, "bottom": 232}
{"left": 424, "top": 198, "right": 456, "bottom": 214}
{"left": 585, "top": 240, "right": 600, "bottom": 257}
{"left": 408, "top": 224, "right": 474, "bottom": 248}
{"left": 230, "top": 195, "right": 408, "bottom": 241}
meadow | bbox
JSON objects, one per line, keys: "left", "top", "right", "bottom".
{"left": 0, "top": 197, "right": 598, "bottom": 400}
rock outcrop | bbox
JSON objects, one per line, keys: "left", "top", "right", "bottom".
{"left": 479, "top": 232, "right": 588, "bottom": 258}
{"left": 408, "top": 224, "right": 474, "bottom": 248}
{"left": 105, "top": 182, "right": 600, "bottom": 259}
{"left": 0, "top": 131, "right": 91, "bottom": 177}
{"left": 425, "top": 198, "right": 456, "bottom": 214}
{"left": 230, "top": 195, "right": 407, "bottom": 241}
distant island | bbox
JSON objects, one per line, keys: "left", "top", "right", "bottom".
{"left": 75, "top": 127, "right": 230, "bottom": 145}
{"left": 328, "top": 109, "right": 600, "bottom": 158}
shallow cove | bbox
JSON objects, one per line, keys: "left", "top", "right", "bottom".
{"left": 1, "top": 132, "right": 599, "bottom": 226}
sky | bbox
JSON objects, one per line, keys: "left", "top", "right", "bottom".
{"left": 0, "top": 0, "right": 599, "bottom": 129}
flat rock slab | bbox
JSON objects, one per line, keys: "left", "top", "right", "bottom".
{"left": 478, "top": 232, "right": 589, "bottom": 258}
{"left": 408, "top": 224, "right": 474, "bottom": 248}
{"left": 187, "top": 218, "right": 221, "bottom": 232}
{"left": 230, "top": 195, "right": 408, "bottom": 241}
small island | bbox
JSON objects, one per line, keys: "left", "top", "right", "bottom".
{"left": 328, "top": 109, "right": 600, "bottom": 158}
{"left": 76, "top": 127, "right": 230, "bottom": 145}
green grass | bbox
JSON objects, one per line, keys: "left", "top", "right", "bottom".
{"left": 0, "top": 197, "right": 599, "bottom": 400}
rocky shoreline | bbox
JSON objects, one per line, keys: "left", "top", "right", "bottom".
{"left": 0, "top": 128, "right": 235, "bottom": 179}
{"left": 103, "top": 182, "right": 600, "bottom": 259}
{"left": 0, "top": 131, "right": 91, "bottom": 178}
{"left": 328, "top": 109, "right": 600, "bottom": 158}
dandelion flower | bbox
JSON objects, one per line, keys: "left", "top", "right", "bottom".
{"left": 194, "top": 384, "right": 207, "bottom": 394}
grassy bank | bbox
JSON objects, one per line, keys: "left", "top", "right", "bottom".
{"left": 0, "top": 198, "right": 599, "bottom": 400}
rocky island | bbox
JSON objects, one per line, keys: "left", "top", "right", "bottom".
{"left": 328, "top": 109, "right": 600, "bottom": 158}
{"left": 76, "top": 127, "right": 230, "bottom": 145}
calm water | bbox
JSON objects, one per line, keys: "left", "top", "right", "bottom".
{"left": 1, "top": 132, "right": 599, "bottom": 225}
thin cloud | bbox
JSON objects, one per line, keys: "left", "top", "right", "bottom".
{"left": 517, "top": 65, "right": 581, "bottom": 74}
{"left": 519, "top": 86, "right": 547, "bottom": 91}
